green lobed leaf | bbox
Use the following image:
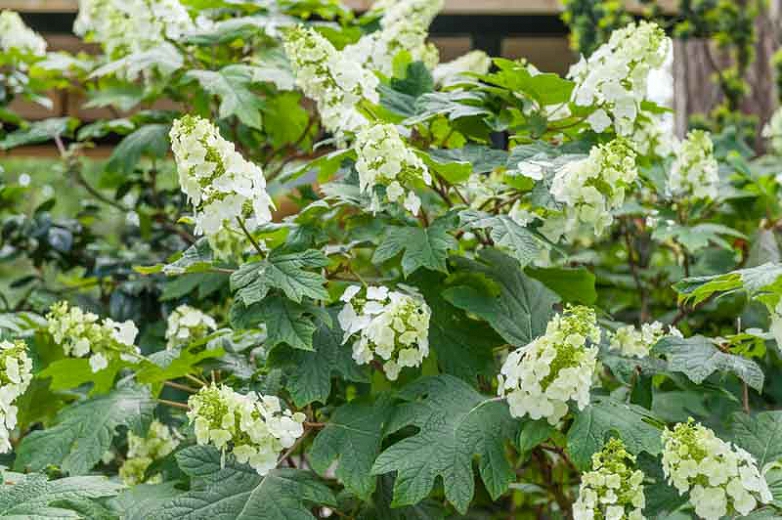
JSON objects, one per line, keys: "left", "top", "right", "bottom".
{"left": 729, "top": 411, "right": 782, "bottom": 466}
{"left": 674, "top": 262, "right": 782, "bottom": 306}
{"left": 372, "top": 218, "right": 457, "bottom": 277}
{"left": 15, "top": 384, "right": 155, "bottom": 475}
{"left": 654, "top": 335, "right": 764, "bottom": 392}
{"left": 567, "top": 397, "right": 664, "bottom": 471}
{"left": 412, "top": 271, "right": 501, "bottom": 382}
{"left": 270, "top": 309, "right": 369, "bottom": 407}
{"left": 230, "top": 249, "right": 329, "bottom": 305}
{"left": 309, "top": 398, "right": 394, "bottom": 500}
{"left": 187, "top": 65, "right": 264, "bottom": 129}
{"left": 459, "top": 210, "right": 548, "bottom": 266}
{"left": 526, "top": 265, "right": 597, "bottom": 305}
{"left": 151, "top": 445, "right": 336, "bottom": 519}
{"left": 443, "top": 248, "right": 559, "bottom": 346}
{"left": 371, "top": 375, "right": 519, "bottom": 514}
{"left": 104, "top": 123, "right": 170, "bottom": 175}
{"left": 0, "top": 471, "right": 123, "bottom": 519}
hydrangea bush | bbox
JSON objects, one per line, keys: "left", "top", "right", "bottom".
{"left": 2, "top": 1, "right": 782, "bottom": 519}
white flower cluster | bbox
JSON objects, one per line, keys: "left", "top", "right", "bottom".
{"left": 569, "top": 21, "right": 669, "bottom": 136}
{"left": 609, "top": 321, "right": 679, "bottom": 358}
{"left": 188, "top": 384, "right": 305, "bottom": 475}
{"left": 661, "top": 419, "right": 772, "bottom": 520}
{"left": 165, "top": 304, "right": 217, "bottom": 349}
{"left": 433, "top": 50, "right": 492, "bottom": 85}
{"left": 344, "top": 18, "right": 439, "bottom": 77}
{"left": 550, "top": 139, "right": 638, "bottom": 239}
{"left": 370, "top": 0, "right": 444, "bottom": 29}
{"left": 283, "top": 26, "right": 379, "bottom": 136}
{"left": 573, "top": 438, "right": 646, "bottom": 520}
{"left": 762, "top": 108, "right": 782, "bottom": 156}
{"left": 667, "top": 130, "right": 720, "bottom": 201}
{"left": 338, "top": 285, "right": 431, "bottom": 381}
{"left": 170, "top": 115, "right": 274, "bottom": 240}
{"left": 355, "top": 123, "right": 431, "bottom": 215}
{"left": 119, "top": 419, "right": 179, "bottom": 485}
{"left": 46, "top": 301, "right": 140, "bottom": 373}
{"left": 0, "top": 340, "right": 33, "bottom": 453}
{"left": 74, "top": 0, "right": 193, "bottom": 58}
{"left": 0, "top": 10, "right": 47, "bottom": 57}
{"left": 498, "top": 305, "right": 600, "bottom": 425}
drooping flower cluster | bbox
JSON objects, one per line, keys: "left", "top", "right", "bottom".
{"left": 569, "top": 21, "right": 670, "bottom": 136}
{"left": 338, "top": 285, "right": 431, "bottom": 381}
{"left": 498, "top": 305, "right": 600, "bottom": 425}
{"left": 370, "top": 0, "right": 444, "bottom": 29}
{"left": 119, "top": 419, "right": 179, "bottom": 485}
{"left": 283, "top": 26, "right": 379, "bottom": 136}
{"left": 661, "top": 419, "right": 772, "bottom": 520}
{"left": 666, "top": 130, "right": 720, "bottom": 201}
{"left": 573, "top": 438, "right": 646, "bottom": 520}
{"left": 187, "top": 384, "right": 305, "bottom": 475}
{"left": 609, "top": 321, "right": 679, "bottom": 359}
{"left": 0, "top": 340, "right": 33, "bottom": 453}
{"left": 74, "top": 0, "right": 193, "bottom": 58}
{"left": 0, "top": 10, "right": 47, "bottom": 57}
{"left": 355, "top": 123, "right": 432, "bottom": 215}
{"left": 550, "top": 139, "right": 638, "bottom": 239}
{"left": 169, "top": 115, "right": 274, "bottom": 240}
{"left": 762, "top": 108, "right": 782, "bottom": 156}
{"left": 344, "top": 18, "right": 439, "bottom": 77}
{"left": 165, "top": 304, "right": 217, "bottom": 349}
{"left": 433, "top": 50, "right": 492, "bottom": 85}
{"left": 46, "top": 301, "right": 140, "bottom": 373}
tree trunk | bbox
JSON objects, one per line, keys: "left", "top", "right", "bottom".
{"left": 672, "top": 1, "right": 781, "bottom": 152}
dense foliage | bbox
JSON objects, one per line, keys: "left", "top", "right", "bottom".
{"left": 3, "top": 0, "right": 782, "bottom": 519}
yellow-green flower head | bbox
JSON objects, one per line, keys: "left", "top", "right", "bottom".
{"left": 498, "top": 305, "right": 600, "bottom": 425}
{"left": 661, "top": 419, "right": 772, "bottom": 519}
{"left": 187, "top": 384, "right": 305, "bottom": 475}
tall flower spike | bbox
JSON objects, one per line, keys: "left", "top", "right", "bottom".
{"left": 667, "top": 129, "right": 720, "bottom": 201}
{"left": 338, "top": 285, "right": 431, "bottom": 381}
{"left": 549, "top": 139, "right": 638, "bottom": 240}
{"left": 74, "top": 0, "right": 193, "bottom": 58}
{"left": 165, "top": 304, "right": 217, "bottom": 349}
{"left": 46, "top": 301, "right": 140, "bottom": 373}
{"left": 187, "top": 384, "right": 305, "bottom": 475}
{"left": 370, "top": 0, "right": 444, "bottom": 29}
{"left": 0, "top": 10, "right": 47, "bottom": 56}
{"left": 433, "top": 50, "right": 492, "bottom": 85}
{"left": 119, "top": 419, "right": 179, "bottom": 485}
{"left": 609, "top": 321, "right": 680, "bottom": 359}
{"left": 343, "top": 18, "right": 439, "bottom": 77}
{"left": 573, "top": 438, "right": 646, "bottom": 520}
{"left": 170, "top": 115, "right": 274, "bottom": 242}
{"left": 498, "top": 305, "right": 600, "bottom": 425}
{"left": 283, "top": 25, "right": 379, "bottom": 137}
{"left": 569, "top": 21, "right": 669, "bottom": 136}
{"left": 662, "top": 419, "right": 772, "bottom": 520}
{"left": 354, "top": 123, "right": 431, "bottom": 215}
{"left": 0, "top": 340, "right": 33, "bottom": 453}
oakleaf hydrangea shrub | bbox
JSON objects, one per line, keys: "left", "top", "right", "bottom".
{"left": 2, "top": 1, "right": 782, "bottom": 519}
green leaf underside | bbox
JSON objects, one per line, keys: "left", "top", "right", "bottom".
{"left": 654, "top": 336, "right": 764, "bottom": 392}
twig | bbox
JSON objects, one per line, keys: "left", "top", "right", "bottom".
{"left": 164, "top": 380, "right": 199, "bottom": 393}
{"left": 235, "top": 217, "right": 265, "bottom": 257}
{"left": 157, "top": 398, "right": 189, "bottom": 410}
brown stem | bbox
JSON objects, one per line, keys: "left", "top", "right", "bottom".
{"left": 164, "top": 380, "right": 199, "bottom": 393}
{"left": 157, "top": 398, "right": 189, "bottom": 410}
